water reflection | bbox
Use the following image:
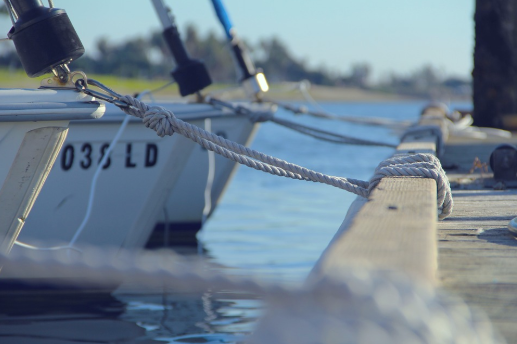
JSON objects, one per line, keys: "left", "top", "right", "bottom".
{"left": 0, "top": 245, "right": 260, "bottom": 344}
{"left": 114, "top": 244, "right": 261, "bottom": 343}
{"left": 0, "top": 291, "right": 154, "bottom": 343}
{"left": 117, "top": 289, "right": 258, "bottom": 343}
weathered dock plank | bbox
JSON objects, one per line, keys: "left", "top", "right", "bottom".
{"left": 439, "top": 136, "right": 517, "bottom": 342}
{"left": 311, "top": 114, "right": 446, "bottom": 284}
{"left": 312, "top": 177, "right": 437, "bottom": 281}
{"left": 310, "top": 112, "right": 517, "bottom": 340}
{"left": 309, "top": 109, "right": 517, "bottom": 342}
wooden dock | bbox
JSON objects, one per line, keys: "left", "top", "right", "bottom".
{"left": 439, "top": 134, "right": 517, "bottom": 341}
{"left": 311, "top": 110, "right": 517, "bottom": 342}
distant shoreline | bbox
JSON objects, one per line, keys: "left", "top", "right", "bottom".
{"left": 262, "top": 84, "right": 420, "bottom": 102}
{"left": 193, "top": 84, "right": 471, "bottom": 103}
{"left": 0, "top": 70, "right": 470, "bottom": 103}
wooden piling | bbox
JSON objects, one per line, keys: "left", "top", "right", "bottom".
{"left": 473, "top": 0, "right": 517, "bottom": 129}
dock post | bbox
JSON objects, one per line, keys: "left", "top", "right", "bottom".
{"left": 473, "top": 0, "right": 517, "bottom": 129}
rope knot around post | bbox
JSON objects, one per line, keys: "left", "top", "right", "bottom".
{"left": 368, "top": 153, "right": 453, "bottom": 219}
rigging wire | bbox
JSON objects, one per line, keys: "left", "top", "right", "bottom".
{"left": 135, "top": 80, "right": 176, "bottom": 101}
{"left": 266, "top": 80, "right": 413, "bottom": 129}
{"left": 3, "top": 0, "right": 18, "bottom": 24}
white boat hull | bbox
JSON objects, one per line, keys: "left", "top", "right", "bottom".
{"left": 1, "top": 101, "right": 260, "bottom": 287}
{"left": 149, "top": 113, "right": 258, "bottom": 246}
{"left": 15, "top": 102, "right": 258, "bottom": 250}
{"left": 0, "top": 89, "right": 104, "bottom": 256}
{"left": 18, "top": 112, "right": 193, "bottom": 250}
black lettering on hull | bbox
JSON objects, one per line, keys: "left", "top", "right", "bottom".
{"left": 126, "top": 143, "right": 137, "bottom": 168}
{"left": 61, "top": 144, "right": 74, "bottom": 171}
{"left": 145, "top": 143, "right": 158, "bottom": 167}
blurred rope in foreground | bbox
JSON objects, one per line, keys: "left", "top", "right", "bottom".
{"left": 0, "top": 247, "right": 505, "bottom": 344}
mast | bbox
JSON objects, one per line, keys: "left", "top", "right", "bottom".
{"left": 209, "top": 0, "right": 269, "bottom": 98}
{"left": 150, "top": 0, "right": 212, "bottom": 97}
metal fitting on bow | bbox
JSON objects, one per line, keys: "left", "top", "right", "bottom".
{"left": 75, "top": 78, "right": 129, "bottom": 108}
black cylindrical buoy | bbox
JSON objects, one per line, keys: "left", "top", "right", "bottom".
{"left": 8, "top": 1, "right": 84, "bottom": 77}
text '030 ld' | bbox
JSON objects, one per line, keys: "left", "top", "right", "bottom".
{"left": 60, "top": 142, "right": 159, "bottom": 171}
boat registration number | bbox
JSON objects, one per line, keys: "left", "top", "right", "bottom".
{"left": 60, "top": 142, "right": 158, "bottom": 171}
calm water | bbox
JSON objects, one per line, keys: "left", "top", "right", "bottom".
{"left": 0, "top": 101, "right": 470, "bottom": 343}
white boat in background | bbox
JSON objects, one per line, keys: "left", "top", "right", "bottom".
{"left": 0, "top": 0, "right": 263, "bottom": 291}
{"left": 0, "top": 0, "right": 266, "bottom": 292}
{"left": 13, "top": 102, "right": 259, "bottom": 252}
{"left": 0, "top": 88, "right": 104, "bottom": 256}
{"left": 149, "top": 105, "right": 258, "bottom": 246}
{"left": 0, "top": 1, "right": 262, "bottom": 292}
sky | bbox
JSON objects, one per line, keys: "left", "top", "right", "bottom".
{"left": 0, "top": 0, "right": 475, "bottom": 81}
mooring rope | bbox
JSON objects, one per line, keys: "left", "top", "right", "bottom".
{"left": 263, "top": 80, "right": 413, "bottom": 129}
{"left": 271, "top": 116, "right": 396, "bottom": 147}
{"left": 370, "top": 153, "right": 453, "bottom": 219}
{"left": 206, "top": 96, "right": 397, "bottom": 148}
{"left": 75, "top": 79, "right": 453, "bottom": 219}
{"left": 116, "top": 93, "right": 373, "bottom": 198}
{"left": 401, "top": 124, "right": 446, "bottom": 156}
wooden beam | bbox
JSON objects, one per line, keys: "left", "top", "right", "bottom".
{"left": 311, "top": 177, "right": 437, "bottom": 282}
{"left": 310, "top": 117, "right": 446, "bottom": 284}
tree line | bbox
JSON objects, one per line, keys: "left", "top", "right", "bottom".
{"left": 0, "top": 23, "right": 470, "bottom": 98}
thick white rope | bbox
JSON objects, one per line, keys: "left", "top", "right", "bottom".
{"left": 370, "top": 154, "right": 453, "bottom": 219}
{"left": 115, "top": 95, "right": 453, "bottom": 219}
{"left": 119, "top": 95, "right": 370, "bottom": 197}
